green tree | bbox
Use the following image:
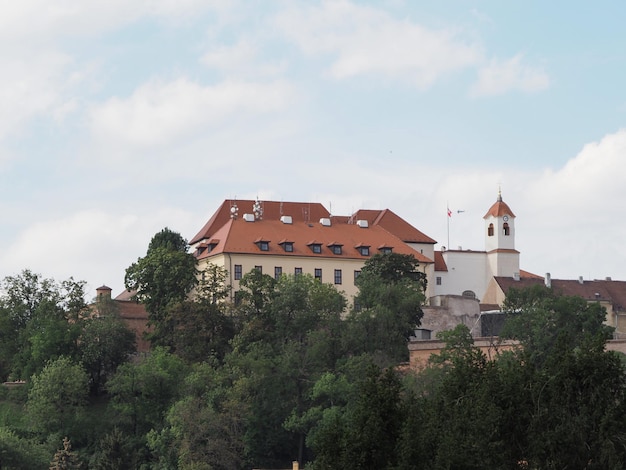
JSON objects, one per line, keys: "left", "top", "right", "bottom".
{"left": 347, "top": 253, "right": 426, "bottom": 365}
{"left": 0, "top": 426, "right": 50, "bottom": 469}
{"left": 124, "top": 227, "right": 198, "bottom": 347}
{"left": 89, "top": 428, "right": 139, "bottom": 470}
{"left": 167, "top": 300, "right": 235, "bottom": 363}
{"left": 26, "top": 356, "right": 89, "bottom": 437}
{"left": 306, "top": 359, "right": 403, "bottom": 470}
{"left": 107, "top": 347, "right": 189, "bottom": 436}
{"left": 500, "top": 287, "right": 626, "bottom": 468}
{"left": 398, "top": 325, "right": 509, "bottom": 469}
{"left": 226, "top": 273, "right": 347, "bottom": 468}
{"left": 79, "top": 314, "right": 136, "bottom": 395}
{"left": 163, "top": 263, "right": 234, "bottom": 363}
{"left": 0, "top": 271, "right": 87, "bottom": 380}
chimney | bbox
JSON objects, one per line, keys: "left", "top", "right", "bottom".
{"left": 545, "top": 273, "right": 551, "bottom": 288}
{"left": 513, "top": 272, "right": 520, "bottom": 281}
{"left": 579, "top": 276, "right": 584, "bottom": 285}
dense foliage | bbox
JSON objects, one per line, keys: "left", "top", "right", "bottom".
{"left": 3, "top": 242, "right": 626, "bottom": 468}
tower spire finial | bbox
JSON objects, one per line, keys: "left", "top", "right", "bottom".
{"left": 497, "top": 186, "right": 502, "bottom": 202}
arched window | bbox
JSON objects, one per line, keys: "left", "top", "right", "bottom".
{"left": 503, "top": 222, "right": 510, "bottom": 236}
{"left": 488, "top": 223, "right": 494, "bottom": 236}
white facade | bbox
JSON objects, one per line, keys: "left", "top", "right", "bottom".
{"left": 431, "top": 193, "right": 520, "bottom": 303}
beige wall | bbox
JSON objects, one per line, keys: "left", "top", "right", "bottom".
{"left": 409, "top": 337, "right": 519, "bottom": 370}
{"left": 199, "top": 253, "right": 423, "bottom": 305}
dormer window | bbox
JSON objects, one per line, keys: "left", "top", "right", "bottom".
{"left": 355, "top": 243, "right": 370, "bottom": 256}
{"left": 488, "top": 223, "right": 494, "bottom": 237}
{"left": 255, "top": 238, "right": 270, "bottom": 251}
{"left": 503, "top": 223, "right": 510, "bottom": 236}
{"left": 328, "top": 243, "right": 343, "bottom": 255}
{"left": 379, "top": 246, "right": 393, "bottom": 254}
{"left": 308, "top": 241, "right": 322, "bottom": 254}
{"left": 278, "top": 239, "right": 294, "bottom": 252}
{"left": 196, "top": 239, "right": 219, "bottom": 256}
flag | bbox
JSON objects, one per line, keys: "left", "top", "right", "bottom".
{"left": 447, "top": 208, "right": 452, "bottom": 217}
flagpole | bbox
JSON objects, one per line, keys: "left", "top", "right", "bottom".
{"left": 446, "top": 202, "right": 450, "bottom": 249}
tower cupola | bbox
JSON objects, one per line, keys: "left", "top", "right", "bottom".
{"left": 484, "top": 189, "right": 516, "bottom": 252}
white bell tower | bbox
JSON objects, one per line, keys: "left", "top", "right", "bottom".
{"left": 484, "top": 190, "right": 519, "bottom": 278}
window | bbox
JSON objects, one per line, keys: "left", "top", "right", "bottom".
{"left": 334, "top": 269, "right": 342, "bottom": 285}
{"left": 330, "top": 244, "right": 342, "bottom": 255}
{"left": 295, "top": 267, "right": 303, "bottom": 276}
{"left": 257, "top": 241, "right": 269, "bottom": 251}
{"left": 309, "top": 243, "right": 322, "bottom": 254}
{"left": 234, "top": 290, "right": 243, "bottom": 306}
{"left": 358, "top": 246, "right": 370, "bottom": 256}
{"left": 234, "top": 264, "right": 242, "bottom": 280}
{"left": 503, "top": 222, "right": 510, "bottom": 236}
{"left": 354, "top": 270, "right": 361, "bottom": 282}
{"left": 274, "top": 266, "right": 282, "bottom": 280}
{"left": 488, "top": 223, "right": 494, "bottom": 237}
{"left": 283, "top": 242, "right": 293, "bottom": 252}
{"left": 254, "top": 265, "right": 263, "bottom": 274}
{"left": 314, "top": 268, "right": 322, "bottom": 281}
{"left": 436, "top": 276, "right": 442, "bottom": 286}
{"left": 379, "top": 247, "right": 393, "bottom": 254}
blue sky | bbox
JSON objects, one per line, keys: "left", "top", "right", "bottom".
{"left": 2, "top": 0, "right": 626, "bottom": 298}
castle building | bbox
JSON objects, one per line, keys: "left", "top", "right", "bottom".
{"left": 189, "top": 199, "right": 437, "bottom": 303}
{"left": 189, "top": 193, "right": 528, "bottom": 306}
{"left": 432, "top": 190, "right": 524, "bottom": 302}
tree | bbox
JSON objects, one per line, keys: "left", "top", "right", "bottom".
{"left": 167, "top": 300, "right": 235, "bottom": 363}
{"left": 107, "top": 347, "right": 189, "bottom": 436}
{"left": 0, "top": 426, "right": 50, "bottom": 469}
{"left": 305, "top": 358, "right": 403, "bottom": 470}
{"left": 89, "top": 428, "right": 140, "bottom": 470}
{"left": 79, "top": 313, "right": 136, "bottom": 394}
{"left": 166, "top": 263, "right": 234, "bottom": 363}
{"left": 347, "top": 253, "right": 426, "bottom": 364}
{"left": 49, "top": 437, "right": 81, "bottom": 470}
{"left": 499, "top": 287, "right": 626, "bottom": 468}
{"left": 0, "top": 270, "right": 88, "bottom": 379}
{"left": 124, "top": 228, "right": 198, "bottom": 346}
{"left": 26, "top": 356, "right": 89, "bottom": 437}
{"left": 226, "top": 273, "right": 347, "bottom": 468}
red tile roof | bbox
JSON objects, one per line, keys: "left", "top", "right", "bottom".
{"left": 434, "top": 251, "right": 448, "bottom": 272}
{"left": 494, "top": 277, "right": 626, "bottom": 312}
{"left": 483, "top": 194, "right": 516, "bottom": 219}
{"left": 351, "top": 209, "right": 437, "bottom": 244}
{"left": 191, "top": 200, "right": 330, "bottom": 245}
{"left": 520, "top": 269, "right": 543, "bottom": 279}
{"left": 195, "top": 216, "right": 433, "bottom": 264}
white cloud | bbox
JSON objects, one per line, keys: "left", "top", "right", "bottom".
{"left": 0, "top": 0, "right": 225, "bottom": 42}
{"left": 201, "top": 39, "right": 287, "bottom": 78}
{"left": 0, "top": 207, "right": 198, "bottom": 299}
{"left": 470, "top": 54, "right": 550, "bottom": 97}
{"left": 89, "top": 77, "right": 296, "bottom": 148}
{"left": 0, "top": 51, "right": 76, "bottom": 141}
{"left": 275, "top": 0, "right": 482, "bottom": 88}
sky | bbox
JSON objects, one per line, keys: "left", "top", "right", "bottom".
{"left": 2, "top": 0, "right": 626, "bottom": 300}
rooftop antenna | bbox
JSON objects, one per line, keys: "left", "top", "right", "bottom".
{"left": 230, "top": 197, "right": 239, "bottom": 219}
{"left": 253, "top": 196, "right": 263, "bottom": 220}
